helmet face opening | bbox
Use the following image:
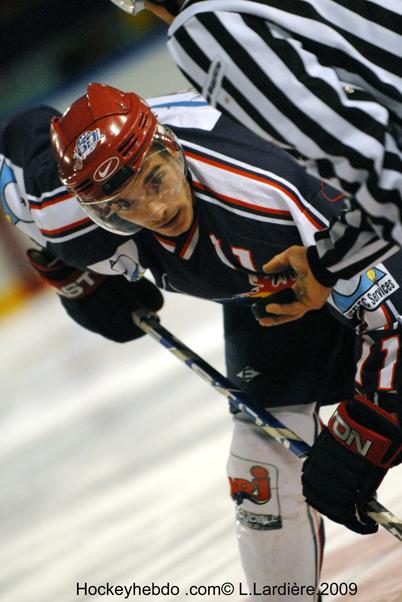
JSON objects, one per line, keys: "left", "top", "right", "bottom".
{"left": 78, "top": 125, "right": 188, "bottom": 235}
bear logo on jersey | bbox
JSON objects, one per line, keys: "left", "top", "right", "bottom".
{"left": 109, "top": 254, "right": 142, "bottom": 281}
{"left": 0, "top": 159, "right": 33, "bottom": 226}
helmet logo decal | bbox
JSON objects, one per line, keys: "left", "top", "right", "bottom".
{"left": 74, "top": 129, "right": 105, "bottom": 170}
{"left": 94, "top": 157, "right": 120, "bottom": 181}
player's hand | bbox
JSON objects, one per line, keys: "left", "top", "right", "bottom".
{"left": 302, "top": 397, "right": 402, "bottom": 534}
{"left": 27, "top": 247, "right": 164, "bottom": 342}
{"left": 258, "top": 245, "right": 331, "bottom": 326}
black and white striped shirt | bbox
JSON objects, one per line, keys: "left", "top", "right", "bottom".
{"left": 167, "top": 0, "right": 402, "bottom": 285}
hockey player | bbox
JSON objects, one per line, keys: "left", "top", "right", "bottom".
{"left": 1, "top": 83, "right": 401, "bottom": 601}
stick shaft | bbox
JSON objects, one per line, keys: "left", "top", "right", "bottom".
{"left": 133, "top": 312, "right": 402, "bottom": 541}
{"left": 135, "top": 313, "right": 308, "bottom": 457}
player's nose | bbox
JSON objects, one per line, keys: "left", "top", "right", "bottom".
{"left": 148, "top": 199, "right": 169, "bottom": 222}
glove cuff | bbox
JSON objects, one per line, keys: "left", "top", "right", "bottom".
{"left": 50, "top": 270, "right": 107, "bottom": 299}
{"left": 27, "top": 248, "right": 106, "bottom": 299}
{"left": 328, "top": 398, "right": 402, "bottom": 469}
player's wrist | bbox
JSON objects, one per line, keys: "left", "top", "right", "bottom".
{"left": 306, "top": 245, "right": 338, "bottom": 288}
{"left": 27, "top": 248, "right": 106, "bottom": 300}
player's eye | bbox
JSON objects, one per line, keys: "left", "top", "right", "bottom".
{"left": 143, "top": 165, "right": 166, "bottom": 194}
{"left": 148, "top": 172, "right": 165, "bottom": 193}
{"left": 113, "top": 198, "right": 132, "bottom": 212}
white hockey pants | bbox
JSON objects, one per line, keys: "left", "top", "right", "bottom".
{"left": 227, "top": 403, "right": 323, "bottom": 602}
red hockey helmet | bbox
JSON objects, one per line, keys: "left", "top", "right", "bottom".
{"left": 50, "top": 83, "right": 158, "bottom": 205}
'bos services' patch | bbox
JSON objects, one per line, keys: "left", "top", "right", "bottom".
{"left": 332, "top": 267, "right": 399, "bottom": 318}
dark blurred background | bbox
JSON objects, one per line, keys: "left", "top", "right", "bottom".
{"left": 0, "top": 0, "right": 183, "bottom": 313}
{"left": 0, "top": 0, "right": 164, "bottom": 117}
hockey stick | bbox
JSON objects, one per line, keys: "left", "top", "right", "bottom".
{"left": 132, "top": 311, "right": 402, "bottom": 542}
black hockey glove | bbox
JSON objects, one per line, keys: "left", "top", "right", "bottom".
{"left": 302, "top": 397, "right": 402, "bottom": 534}
{"left": 27, "top": 248, "right": 163, "bottom": 342}
{"left": 249, "top": 269, "right": 297, "bottom": 320}
{"left": 252, "top": 288, "right": 296, "bottom": 320}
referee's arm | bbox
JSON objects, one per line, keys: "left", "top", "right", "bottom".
{"left": 168, "top": 6, "right": 402, "bottom": 279}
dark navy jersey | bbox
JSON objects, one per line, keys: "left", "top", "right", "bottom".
{"left": 1, "top": 90, "right": 400, "bottom": 408}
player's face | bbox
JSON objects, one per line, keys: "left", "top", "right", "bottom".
{"left": 110, "top": 150, "right": 194, "bottom": 236}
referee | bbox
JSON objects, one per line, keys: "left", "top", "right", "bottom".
{"left": 111, "top": 0, "right": 402, "bottom": 321}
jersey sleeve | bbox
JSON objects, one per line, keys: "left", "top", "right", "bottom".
{"left": 0, "top": 106, "right": 62, "bottom": 194}
{"left": 355, "top": 327, "right": 402, "bottom": 416}
{"left": 308, "top": 201, "right": 399, "bottom": 287}
{"left": 329, "top": 250, "right": 402, "bottom": 414}
{"left": 0, "top": 106, "right": 105, "bottom": 263}
{"left": 0, "top": 107, "right": 65, "bottom": 245}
